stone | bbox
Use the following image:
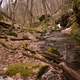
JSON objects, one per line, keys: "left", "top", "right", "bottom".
{"left": 61, "top": 27, "right": 72, "bottom": 35}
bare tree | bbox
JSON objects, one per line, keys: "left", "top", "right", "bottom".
{"left": 42, "top": 0, "right": 47, "bottom": 18}
{"left": 0, "top": 0, "right": 3, "bottom": 6}
{"left": 23, "top": 0, "right": 34, "bottom": 26}
{"left": 45, "top": 0, "right": 52, "bottom": 15}
{"left": 0, "top": 0, "right": 70, "bottom": 26}
{"left": 10, "top": 0, "right": 17, "bottom": 29}
{"left": 28, "top": 0, "right": 34, "bottom": 26}
{"left": 22, "top": 0, "right": 29, "bottom": 26}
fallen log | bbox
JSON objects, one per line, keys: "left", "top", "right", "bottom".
{"left": 10, "top": 38, "right": 31, "bottom": 41}
{"left": 0, "top": 36, "right": 7, "bottom": 39}
{"left": 22, "top": 52, "right": 59, "bottom": 68}
{"left": 59, "top": 62, "right": 80, "bottom": 80}
{"left": 22, "top": 52, "right": 80, "bottom": 80}
{"left": 0, "top": 36, "right": 31, "bottom": 41}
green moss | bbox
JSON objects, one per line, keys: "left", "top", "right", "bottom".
{"left": 41, "top": 22, "right": 49, "bottom": 33}
{"left": 48, "top": 47, "right": 60, "bottom": 56}
{"left": 0, "top": 14, "right": 4, "bottom": 20}
{"left": 6, "top": 64, "right": 33, "bottom": 77}
{"left": 73, "top": 0, "right": 80, "bottom": 24}
{"left": 71, "top": 22, "right": 79, "bottom": 33}
{"left": 71, "top": 22, "right": 80, "bottom": 43}
{"left": 71, "top": 0, "right": 80, "bottom": 43}
{"left": 7, "top": 32, "right": 17, "bottom": 37}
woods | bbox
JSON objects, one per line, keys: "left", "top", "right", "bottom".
{"left": 0, "top": 0, "right": 80, "bottom": 80}
{"left": 0, "top": 0, "right": 70, "bottom": 25}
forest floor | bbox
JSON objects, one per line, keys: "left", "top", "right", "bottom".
{"left": 0, "top": 21, "right": 79, "bottom": 80}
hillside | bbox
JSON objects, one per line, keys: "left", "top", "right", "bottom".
{"left": 0, "top": 0, "right": 80, "bottom": 80}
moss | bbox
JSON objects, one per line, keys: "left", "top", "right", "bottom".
{"left": 71, "top": 22, "right": 79, "bottom": 33}
{"left": 6, "top": 64, "right": 33, "bottom": 77}
{"left": 71, "top": 22, "right": 80, "bottom": 43}
{"left": 0, "top": 14, "right": 4, "bottom": 20}
{"left": 7, "top": 32, "right": 17, "bottom": 37}
{"left": 71, "top": 0, "right": 80, "bottom": 43}
{"left": 73, "top": 0, "right": 80, "bottom": 24}
{"left": 48, "top": 47, "right": 60, "bottom": 56}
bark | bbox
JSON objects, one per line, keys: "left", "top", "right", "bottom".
{"left": 11, "top": 0, "right": 17, "bottom": 27}
{"left": 29, "top": 0, "right": 34, "bottom": 26}
{"left": 0, "top": 0, "right": 3, "bottom": 6}
{"left": 24, "top": 0, "right": 34, "bottom": 26}
{"left": 23, "top": 0, "right": 29, "bottom": 26}
{"left": 60, "top": 62, "right": 80, "bottom": 80}
{"left": 22, "top": 48, "right": 80, "bottom": 80}
{"left": 42, "top": 0, "right": 47, "bottom": 18}
{"left": 45, "top": 0, "right": 52, "bottom": 16}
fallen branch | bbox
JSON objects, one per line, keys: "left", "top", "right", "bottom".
{"left": 22, "top": 52, "right": 59, "bottom": 68}
{"left": 23, "top": 50, "right": 80, "bottom": 80}
{"left": 0, "top": 42, "right": 9, "bottom": 49}
{"left": 10, "top": 37, "right": 31, "bottom": 41}
{"left": 60, "top": 62, "right": 80, "bottom": 80}
{"left": 24, "top": 48, "right": 62, "bottom": 63}
{"left": 0, "top": 36, "right": 31, "bottom": 41}
{"left": 0, "top": 36, "right": 7, "bottom": 39}
{"left": 0, "top": 41, "right": 17, "bottom": 50}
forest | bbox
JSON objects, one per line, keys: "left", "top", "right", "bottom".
{"left": 0, "top": 0, "right": 80, "bottom": 80}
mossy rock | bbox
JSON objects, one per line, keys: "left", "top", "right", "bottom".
{"left": 6, "top": 64, "right": 33, "bottom": 77}
{"left": 48, "top": 47, "right": 60, "bottom": 56}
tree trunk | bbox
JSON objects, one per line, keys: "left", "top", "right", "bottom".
{"left": 42, "top": 0, "right": 47, "bottom": 18}
{"left": 60, "top": 62, "right": 80, "bottom": 80}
